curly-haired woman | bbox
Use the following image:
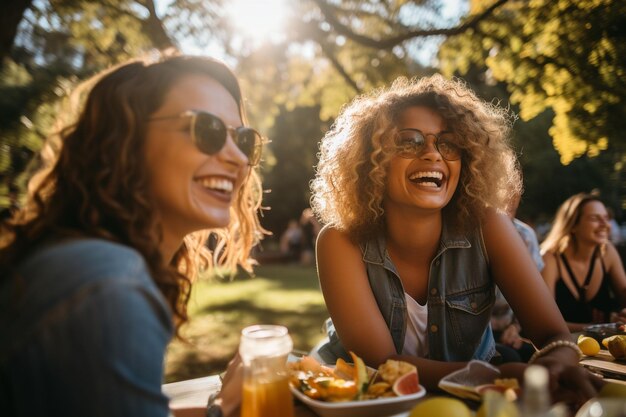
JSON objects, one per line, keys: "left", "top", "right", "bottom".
{"left": 311, "top": 75, "right": 602, "bottom": 406}
{"left": 541, "top": 192, "right": 626, "bottom": 332}
{"left": 0, "top": 54, "right": 265, "bottom": 417}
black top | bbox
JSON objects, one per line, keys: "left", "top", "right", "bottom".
{"left": 554, "top": 246, "right": 619, "bottom": 323}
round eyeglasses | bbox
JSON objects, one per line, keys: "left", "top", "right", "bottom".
{"left": 395, "top": 128, "right": 462, "bottom": 161}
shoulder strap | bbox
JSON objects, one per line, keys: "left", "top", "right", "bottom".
{"left": 599, "top": 246, "right": 607, "bottom": 274}
{"left": 582, "top": 246, "right": 600, "bottom": 289}
{"left": 560, "top": 253, "right": 583, "bottom": 300}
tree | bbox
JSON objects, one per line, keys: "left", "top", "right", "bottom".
{"left": 438, "top": 0, "right": 626, "bottom": 164}
{"left": 261, "top": 105, "right": 330, "bottom": 239}
{"left": 1, "top": 0, "right": 458, "bottom": 198}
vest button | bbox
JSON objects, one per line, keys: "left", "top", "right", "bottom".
{"left": 430, "top": 324, "right": 438, "bottom": 333}
{"left": 471, "top": 302, "right": 478, "bottom": 310}
{"left": 430, "top": 288, "right": 438, "bottom": 295}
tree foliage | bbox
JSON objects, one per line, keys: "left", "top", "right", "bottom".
{"left": 439, "top": 0, "right": 626, "bottom": 164}
{"left": 2, "top": 0, "right": 623, "bottom": 221}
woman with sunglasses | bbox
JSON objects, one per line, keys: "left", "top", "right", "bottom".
{"left": 540, "top": 192, "right": 626, "bottom": 332}
{"left": 0, "top": 54, "right": 264, "bottom": 417}
{"left": 311, "top": 75, "right": 603, "bottom": 408}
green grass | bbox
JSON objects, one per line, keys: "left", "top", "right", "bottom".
{"left": 164, "top": 264, "right": 329, "bottom": 382}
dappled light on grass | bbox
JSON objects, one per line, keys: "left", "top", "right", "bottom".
{"left": 165, "top": 265, "right": 328, "bottom": 382}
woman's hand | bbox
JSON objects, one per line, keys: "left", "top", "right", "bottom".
{"left": 216, "top": 353, "right": 243, "bottom": 417}
{"left": 610, "top": 308, "right": 626, "bottom": 324}
{"left": 500, "top": 324, "right": 523, "bottom": 349}
{"left": 533, "top": 356, "right": 604, "bottom": 410}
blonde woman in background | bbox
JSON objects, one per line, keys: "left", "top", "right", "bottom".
{"left": 541, "top": 192, "right": 626, "bottom": 332}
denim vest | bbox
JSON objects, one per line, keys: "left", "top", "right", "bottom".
{"left": 318, "top": 219, "right": 496, "bottom": 363}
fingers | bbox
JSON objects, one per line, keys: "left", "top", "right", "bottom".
{"left": 555, "top": 367, "right": 602, "bottom": 410}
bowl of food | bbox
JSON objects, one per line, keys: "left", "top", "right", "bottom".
{"left": 288, "top": 353, "right": 426, "bottom": 417}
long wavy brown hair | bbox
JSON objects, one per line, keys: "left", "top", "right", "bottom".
{"left": 0, "top": 54, "right": 265, "bottom": 335}
{"left": 311, "top": 74, "right": 521, "bottom": 241}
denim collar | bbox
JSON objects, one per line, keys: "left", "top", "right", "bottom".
{"left": 361, "top": 216, "right": 472, "bottom": 268}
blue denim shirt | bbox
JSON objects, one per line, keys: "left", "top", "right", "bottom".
{"left": 318, "top": 219, "right": 496, "bottom": 364}
{"left": 0, "top": 239, "right": 173, "bottom": 417}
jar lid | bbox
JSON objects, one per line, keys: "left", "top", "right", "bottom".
{"left": 239, "top": 324, "right": 293, "bottom": 359}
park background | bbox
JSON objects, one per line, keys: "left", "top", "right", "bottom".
{"left": 1, "top": 0, "right": 625, "bottom": 382}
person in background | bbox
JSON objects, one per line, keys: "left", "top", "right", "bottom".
{"left": 0, "top": 54, "right": 266, "bottom": 417}
{"left": 311, "top": 74, "right": 602, "bottom": 408}
{"left": 606, "top": 206, "right": 623, "bottom": 245}
{"left": 492, "top": 193, "right": 543, "bottom": 363}
{"left": 299, "top": 208, "right": 321, "bottom": 266}
{"left": 279, "top": 219, "right": 303, "bottom": 263}
{"left": 541, "top": 192, "right": 626, "bottom": 332}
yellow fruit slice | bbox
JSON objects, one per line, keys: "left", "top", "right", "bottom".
{"left": 349, "top": 351, "right": 369, "bottom": 395}
{"left": 578, "top": 336, "right": 601, "bottom": 356}
{"left": 602, "top": 335, "right": 620, "bottom": 348}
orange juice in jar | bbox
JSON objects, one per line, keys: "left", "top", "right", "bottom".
{"left": 240, "top": 325, "right": 294, "bottom": 417}
{"left": 241, "top": 374, "right": 294, "bottom": 417}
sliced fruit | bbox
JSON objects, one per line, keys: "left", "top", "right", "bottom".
{"left": 602, "top": 335, "right": 620, "bottom": 349}
{"left": 349, "top": 351, "right": 369, "bottom": 395}
{"left": 392, "top": 370, "right": 420, "bottom": 396}
{"left": 333, "top": 358, "right": 355, "bottom": 380}
{"left": 298, "top": 355, "right": 324, "bottom": 374}
{"left": 578, "top": 336, "right": 601, "bottom": 356}
{"left": 607, "top": 335, "right": 626, "bottom": 359}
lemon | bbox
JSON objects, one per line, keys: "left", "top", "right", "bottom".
{"left": 409, "top": 397, "right": 472, "bottom": 417}
{"left": 578, "top": 336, "right": 600, "bottom": 356}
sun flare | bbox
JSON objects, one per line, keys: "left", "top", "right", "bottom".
{"left": 226, "top": 0, "right": 289, "bottom": 42}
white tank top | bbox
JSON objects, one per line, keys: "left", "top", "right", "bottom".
{"left": 401, "top": 293, "right": 429, "bottom": 357}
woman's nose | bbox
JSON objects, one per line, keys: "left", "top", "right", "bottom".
{"left": 419, "top": 139, "right": 443, "bottom": 161}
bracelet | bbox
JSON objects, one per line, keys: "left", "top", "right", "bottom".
{"left": 528, "top": 339, "right": 583, "bottom": 364}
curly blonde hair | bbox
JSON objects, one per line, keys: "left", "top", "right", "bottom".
{"left": 0, "top": 54, "right": 266, "bottom": 335}
{"left": 311, "top": 74, "right": 521, "bottom": 241}
{"left": 540, "top": 192, "right": 605, "bottom": 255}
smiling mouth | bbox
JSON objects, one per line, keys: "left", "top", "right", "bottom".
{"left": 195, "top": 176, "right": 235, "bottom": 196}
{"left": 408, "top": 170, "right": 444, "bottom": 188}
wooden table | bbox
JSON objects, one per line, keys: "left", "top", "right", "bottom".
{"left": 579, "top": 350, "right": 626, "bottom": 382}
{"left": 163, "top": 353, "right": 626, "bottom": 417}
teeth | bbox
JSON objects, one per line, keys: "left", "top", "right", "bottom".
{"left": 197, "top": 177, "right": 234, "bottom": 193}
{"left": 408, "top": 171, "right": 443, "bottom": 181}
{"left": 419, "top": 182, "right": 439, "bottom": 188}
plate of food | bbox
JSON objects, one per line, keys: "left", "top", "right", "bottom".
{"left": 583, "top": 323, "right": 626, "bottom": 345}
{"left": 288, "top": 353, "right": 426, "bottom": 417}
{"left": 438, "top": 360, "right": 521, "bottom": 402}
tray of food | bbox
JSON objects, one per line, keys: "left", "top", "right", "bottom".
{"left": 288, "top": 352, "right": 425, "bottom": 417}
{"left": 583, "top": 323, "right": 626, "bottom": 344}
{"left": 438, "top": 360, "right": 521, "bottom": 402}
